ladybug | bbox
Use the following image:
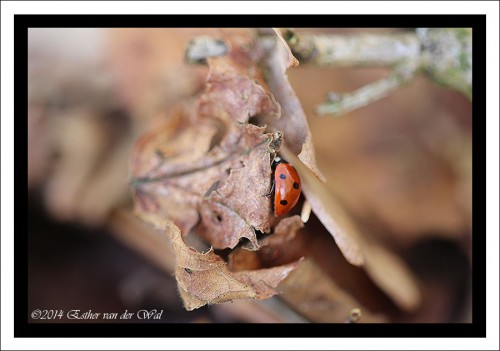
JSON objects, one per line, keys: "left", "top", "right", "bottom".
{"left": 271, "top": 157, "right": 302, "bottom": 216}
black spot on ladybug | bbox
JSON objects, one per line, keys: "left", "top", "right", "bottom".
{"left": 293, "top": 182, "right": 299, "bottom": 189}
{"left": 280, "top": 200, "right": 288, "bottom": 206}
{"left": 280, "top": 174, "right": 286, "bottom": 179}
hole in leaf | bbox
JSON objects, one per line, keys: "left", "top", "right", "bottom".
{"left": 238, "top": 236, "right": 251, "bottom": 246}
{"left": 248, "top": 114, "right": 263, "bottom": 127}
{"left": 255, "top": 229, "right": 267, "bottom": 241}
{"left": 185, "top": 217, "right": 212, "bottom": 253}
{"left": 214, "top": 247, "right": 232, "bottom": 262}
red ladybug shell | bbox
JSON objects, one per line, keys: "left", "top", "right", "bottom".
{"left": 274, "top": 162, "right": 301, "bottom": 216}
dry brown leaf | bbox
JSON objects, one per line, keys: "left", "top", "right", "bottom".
{"left": 227, "top": 247, "right": 263, "bottom": 272}
{"left": 280, "top": 259, "right": 387, "bottom": 323}
{"left": 280, "top": 147, "right": 365, "bottom": 266}
{"left": 130, "top": 32, "right": 315, "bottom": 311}
{"left": 363, "top": 243, "right": 422, "bottom": 312}
{"left": 131, "top": 30, "right": 396, "bottom": 313}
{"left": 228, "top": 215, "right": 304, "bottom": 272}
{"left": 279, "top": 147, "right": 422, "bottom": 311}
{"left": 131, "top": 213, "right": 259, "bottom": 310}
{"left": 132, "top": 101, "right": 282, "bottom": 249}
{"left": 170, "top": 222, "right": 302, "bottom": 310}
{"left": 232, "top": 260, "right": 304, "bottom": 300}
{"left": 131, "top": 35, "right": 291, "bottom": 249}
{"left": 266, "top": 214, "right": 305, "bottom": 246}
{"left": 258, "top": 30, "right": 326, "bottom": 182}
{"left": 176, "top": 266, "right": 257, "bottom": 311}
{"left": 199, "top": 48, "right": 280, "bottom": 124}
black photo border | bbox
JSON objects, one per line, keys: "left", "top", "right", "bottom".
{"left": 14, "top": 14, "right": 486, "bottom": 338}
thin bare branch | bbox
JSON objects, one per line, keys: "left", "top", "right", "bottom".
{"left": 281, "top": 28, "right": 472, "bottom": 116}
{"left": 283, "top": 29, "right": 420, "bottom": 68}
{"left": 185, "top": 36, "right": 228, "bottom": 64}
{"left": 315, "top": 64, "right": 416, "bottom": 116}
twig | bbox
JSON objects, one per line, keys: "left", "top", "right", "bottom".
{"left": 282, "top": 28, "right": 472, "bottom": 116}
{"left": 315, "top": 63, "right": 416, "bottom": 116}
{"left": 300, "top": 200, "right": 312, "bottom": 223}
{"left": 185, "top": 36, "right": 228, "bottom": 64}
{"left": 185, "top": 28, "right": 471, "bottom": 114}
{"left": 283, "top": 29, "right": 420, "bottom": 68}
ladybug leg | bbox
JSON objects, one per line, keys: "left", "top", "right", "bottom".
{"left": 264, "top": 178, "right": 275, "bottom": 198}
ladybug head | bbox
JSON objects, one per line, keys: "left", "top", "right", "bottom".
{"left": 272, "top": 156, "right": 288, "bottom": 170}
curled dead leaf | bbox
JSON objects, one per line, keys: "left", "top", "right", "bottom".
{"left": 132, "top": 35, "right": 291, "bottom": 250}
{"left": 131, "top": 32, "right": 311, "bottom": 310}
{"left": 132, "top": 102, "right": 282, "bottom": 250}
{"left": 131, "top": 30, "right": 387, "bottom": 312}
{"left": 199, "top": 53, "right": 280, "bottom": 124}
{"left": 363, "top": 243, "right": 422, "bottom": 312}
{"left": 170, "top": 222, "right": 302, "bottom": 310}
{"left": 265, "top": 214, "right": 305, "bottom": 246}
{"left": 281, "top": 148, "right": 421, "bottom": 311}
{"left": 279, "top": 259, "right": 387, "bottom": 323}
{"left": 232, "top": 260, "right": 304, "bottom": 300}
{"left": 176, "top": 265, "right": 256, "bottom": 311}
{"left": 258, "top": 30, "right": 326, "bottom": 182}
{"left": 228, "top": 215, "right": 305, "bottom": 272}
{"left": 280, "top": 147, "right": 422, "bottom": 311}
{"left": 280, "top": 147, "right": 364, "bottom": 266}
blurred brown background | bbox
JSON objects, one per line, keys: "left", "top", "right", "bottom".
{"left": 28, "top": 28, "right": 472, "bottom": 323}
